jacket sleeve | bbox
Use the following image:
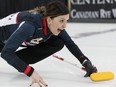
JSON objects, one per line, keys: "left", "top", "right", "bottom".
{"left": 1, "top": 21, "right": 35, "bottom": 76}
{"left": 58, "top": 30, "right": 86, "bottom": 64}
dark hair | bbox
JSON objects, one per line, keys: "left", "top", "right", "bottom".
{"left": 29, "top": 1, "right": 69, "bottom": 18}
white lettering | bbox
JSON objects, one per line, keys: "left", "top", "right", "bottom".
{"left": 70, "top": 0, "right": 116, "bottom": 5}
{"left": 71, "top": 9, "right": 99, "bottom": 19}
{"left": 92, "top": 0, "right": 96, "bottom": 4}
{"left": 70, "top": 9, "right": 77, "bottom": 18}
{"left": 112, "top": 9, "right": 116, "bottom": 18}
{"left": 98, "top": 0, "right": 104, "bottom": 4}
{"left": 100, "top": 9, "right": 111, "bottom": 18}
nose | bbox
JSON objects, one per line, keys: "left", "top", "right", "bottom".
{"left": 62, "top": 22, "right": 67, "bottom": 29}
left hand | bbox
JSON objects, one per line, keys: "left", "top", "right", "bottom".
{"left": 83, "top": 60, "right": 97, "bottom": 77}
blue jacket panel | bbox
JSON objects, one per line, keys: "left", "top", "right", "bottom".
{"left": 0, "top": 11, "right": 84, "bottom": 74}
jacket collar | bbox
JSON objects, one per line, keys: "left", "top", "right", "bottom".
{"left": 42, "top": 18, "right": 52, "bottom": 36}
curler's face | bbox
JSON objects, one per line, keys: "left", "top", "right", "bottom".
{"left": 47, "top": 14, "right": 69, "bottom": 36}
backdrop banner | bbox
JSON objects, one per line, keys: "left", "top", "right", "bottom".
{"left": 69, "top": 0, "right": 116, "bottom": 23}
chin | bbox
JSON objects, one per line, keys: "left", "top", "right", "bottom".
{"left": 54, "top": 34, "right": 59, "bottom": 36}
{"left": 53, "top": 32, "right": 59, "bottom": 36}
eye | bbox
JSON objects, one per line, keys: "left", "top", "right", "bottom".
{"left": 60, "top": 20, "right": 65, "bottom": 23}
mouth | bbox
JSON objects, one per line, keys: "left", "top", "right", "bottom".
{"left": 57, "top": 28, "right": 62, "bottom": 32}
{"left": 53, "top": 28, "right": 62, "bottom": 35}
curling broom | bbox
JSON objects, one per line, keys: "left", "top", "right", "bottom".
{"left": 52, "top": 54, "right": 85, "bottom": 70}
{"left": 52, "top": 54, "right": 114, "bottom": 81}
{"left": 90, "top": 72, "right": 114, "bottom": 81}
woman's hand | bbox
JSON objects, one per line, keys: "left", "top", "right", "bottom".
{"left": 83, "top": 60, "right": 97, "bottom": 77}
{"left": 30, "top": 70, "right": 48, "bottom": 87}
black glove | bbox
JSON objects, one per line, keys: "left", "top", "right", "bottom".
{"left": 83, "top": 60, "right": 97, "bottom": 77}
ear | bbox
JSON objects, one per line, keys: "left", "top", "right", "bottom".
{"left": 47, "top": 17, "right": 52, "bottom": 24}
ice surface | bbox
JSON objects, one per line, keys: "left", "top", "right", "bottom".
{"left": 0, "top": 23, "right": 116, "bottom": 87}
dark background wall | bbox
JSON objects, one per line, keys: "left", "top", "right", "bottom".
{"left": 0, "top": 0, "right": 67, "bottom": 19}
{"left": 1, "top": 0, "right": 115, "bottom": 23}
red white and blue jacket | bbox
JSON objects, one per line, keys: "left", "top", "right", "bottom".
{"left": 0, "top": 11, "right": 84, "bottom": 77}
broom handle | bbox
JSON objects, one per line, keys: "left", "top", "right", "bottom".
{"left": 52, "top": 54, "right": 85, "bottom": 70}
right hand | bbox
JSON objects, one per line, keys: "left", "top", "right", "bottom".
{"left": 30, "top": 70, "right": 48, "bottom": 87}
